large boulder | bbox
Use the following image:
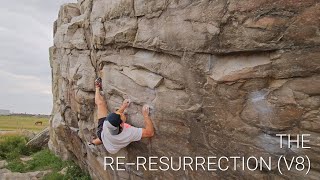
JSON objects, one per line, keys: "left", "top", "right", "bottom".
{"left": 26, "top": 128, "right": 49, "bottom": 149}
{"left": 49, "top": 1, "right": 320, "bottom": 179}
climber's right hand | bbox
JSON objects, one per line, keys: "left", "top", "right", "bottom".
{"left": 142, "top": 104, "right": 150, "bottom": 118}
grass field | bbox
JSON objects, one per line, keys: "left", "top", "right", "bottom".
{"left": 0, "top": 135, "right": 91, "bottom": 180}
{"left": 0, "top": 115, "right": 49, "bottom": 132}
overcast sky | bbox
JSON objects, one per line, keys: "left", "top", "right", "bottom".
{"left": 0, "top": 0, "right": 75, "bottom": 114}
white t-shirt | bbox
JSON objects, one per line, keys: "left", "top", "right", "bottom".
{"left": 101, "top": 121, "right": 143, "bottom": 154}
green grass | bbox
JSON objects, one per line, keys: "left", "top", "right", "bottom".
{"left": 42, "top": 172, "right": 64, "bottom": 180}
{"left": 0, "top": 115, "right": 49, "bottom": 132}
{"left": 6, "top": 149, "right": 65, "bottom": 172}
{"left": 0, "top": 135, "right": 39, "bottom": 160}
{"left": 43, "top": 164, "right": 91, "bottom": 180}
{"left": 0, "top": 135, "right": 91, "bottom": 180}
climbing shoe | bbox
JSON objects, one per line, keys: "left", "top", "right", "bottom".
{"left": 95, "top": 77, "right": 102, "bottom": 88}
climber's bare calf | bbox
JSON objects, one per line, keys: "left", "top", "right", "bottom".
{"left": 95, "top": 87, "right": 108, "bottom": 120}
{"left": 92, "top": 84, "right": 107, "bottom": 145}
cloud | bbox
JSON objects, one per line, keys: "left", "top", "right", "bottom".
{"left": 0, "top": 0, "right": 75, "bottom": 114}
{"left": 0, "top": 70, "right": 52, "bottom": 114}
{"left": 0, "top": 70, "right": 51, "bottom": 95}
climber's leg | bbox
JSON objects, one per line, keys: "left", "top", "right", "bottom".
{"left": 89, "top": 78, "right": 106, "bottom": 146}
{"left": 95, "top": 78, "right": 108, "bottom": 119}
{"left": 95, "top": 87, "right": 108, "bottom": 119}
{"left": 91, "top": 138, "right": 102, "bottom": 145}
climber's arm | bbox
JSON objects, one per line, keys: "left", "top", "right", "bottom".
{"left": 141, "top": 105, "right": 154, "bottom": 138}
{"left": 117, "top": 99, "right": 130, "bottom": 113}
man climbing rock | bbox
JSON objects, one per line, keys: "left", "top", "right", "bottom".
{"left": 90, "top": 77, "right": 155, "bottom": 154}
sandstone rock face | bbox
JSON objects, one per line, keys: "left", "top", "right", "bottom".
{"left": 49, "top": 1, "right": 320, "bottom": 179}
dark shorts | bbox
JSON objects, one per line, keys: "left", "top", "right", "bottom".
{"left": 97, "top": 117, "right": 106, "bottom": 141}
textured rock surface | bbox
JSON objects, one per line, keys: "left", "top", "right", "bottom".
{"left": 0, "top": 161, "right": 50, "bottom": 180}
{"left": 26, "top": 127, "right": 49, "bottom": 148}
{"left": 49, "top": 0, "right": 320, "bottom": 179}
{"left": 0, "top": 170, "right": 51, "bottom": 180}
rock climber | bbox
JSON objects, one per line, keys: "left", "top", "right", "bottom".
{"left": 90, "top": 77, "right": 155, "bottom": 154}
